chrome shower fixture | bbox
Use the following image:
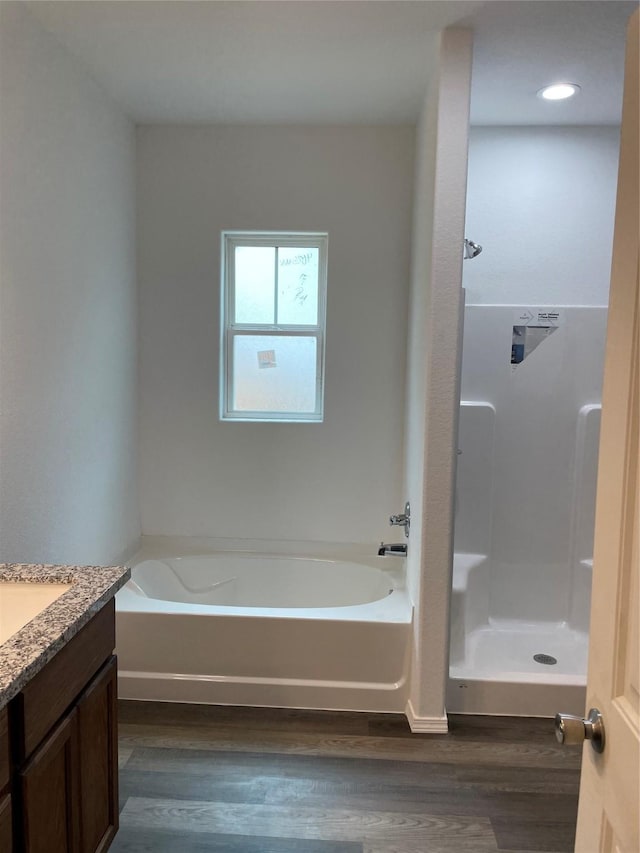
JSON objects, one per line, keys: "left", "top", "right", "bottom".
{"left": 464, "top": 238, "right": 483, "bottom": 259}
{"left": 389, "top": 502, "right": 410, "bottom": 538}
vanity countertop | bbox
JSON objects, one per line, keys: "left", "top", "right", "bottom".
{"left": 0, "top": 563, "right": 130, "bottom": 709}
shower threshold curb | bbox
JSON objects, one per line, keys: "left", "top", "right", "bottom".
{"left": 446, "top": 674, "right": 586, "bottom": 717}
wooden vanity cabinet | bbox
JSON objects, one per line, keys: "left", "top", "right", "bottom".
{"left": 0, "top": 707, "right": 12, "bottom": 853}
{"left": 8, "top": 600, "right": 119, "bottom": 853}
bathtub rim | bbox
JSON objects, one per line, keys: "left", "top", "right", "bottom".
{"left": 124, "top": 534, "right": 409, "bottom": 566}
{"left": 118, "top": 536, "right": 411, "bottom": 623}
{"left": 117, "top": 582, "right": 412, "bottom": 623}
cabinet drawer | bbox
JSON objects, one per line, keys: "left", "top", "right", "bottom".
{"left": 0, "top": 707, "right": 9, "bottom": 791}
{"left": 17, "top": 601, "right": 115, "bottom": 759}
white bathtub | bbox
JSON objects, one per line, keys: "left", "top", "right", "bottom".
{"left": 116, "top": 538, "right": 413, "bottom": 712}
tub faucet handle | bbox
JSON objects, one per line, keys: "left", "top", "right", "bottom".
{"left": 389, "top": 502, "right": 410, "bottom": 538}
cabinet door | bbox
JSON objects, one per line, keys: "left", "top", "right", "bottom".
{"left": 0, "top": 793, "right": 12, "bottom": 853}
{"left": 77, "top": 655, "right": 118, "bottom": 853}
{"left": 20, "top": 709, "right": 81, "bottom": 853}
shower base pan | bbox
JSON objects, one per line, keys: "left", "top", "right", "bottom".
{"left": 448, "top": 619, "right": 588, "bottom": 717}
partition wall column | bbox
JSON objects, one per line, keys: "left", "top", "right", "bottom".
{"left": 404, "top": 27, "right": 473, "bottom": 732}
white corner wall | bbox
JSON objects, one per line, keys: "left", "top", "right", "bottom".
{"left": 0, "top": 3, "right": 139, "bottom": 565}
{"left": 137, "top": 125, "right": 414, "bottom": 544}
{"left": 404, "top": 28, "right": 473, "bottom": 730}
{"left": 463, "top": 126, "right": 620, "bottom": 306}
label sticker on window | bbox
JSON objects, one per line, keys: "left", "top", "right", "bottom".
{"left": 257, "top": 349, "right": 277, "bottom": 369}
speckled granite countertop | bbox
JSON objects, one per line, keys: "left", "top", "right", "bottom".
{"left": 0, "top": 563, "right": 130, "bottom": 710}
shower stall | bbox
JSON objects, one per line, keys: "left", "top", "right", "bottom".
{"left": 447, "top": 123, "right": 619, "bottom": 717}
{"left": 448, "top": 303, "right": 606, "bottom": 716}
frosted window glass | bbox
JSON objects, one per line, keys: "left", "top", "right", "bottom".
{"left": 277, "top": 247, "right": 319, "bottom": 326}
{"left": 233, "top": 336, "right": 317, "bottom": 413}
{"left": 234, "top": 247, "right": 275, "bottom": 324}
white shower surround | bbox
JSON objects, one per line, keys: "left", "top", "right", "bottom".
{"left": 448, "top": 306, "right": 607, "bottom": 716}
{"left": 116, "top": 538, "right": 413, "bottom": 712}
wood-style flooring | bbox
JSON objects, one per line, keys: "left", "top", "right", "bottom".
{"left": 113, "top": 702, "right": 581, "bottom": 853}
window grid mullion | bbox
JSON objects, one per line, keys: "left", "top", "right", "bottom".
{"left": 225, "top": 243, "right": 234, "bottom": 414}
{"left": 226, "top": 323, "right": 234, "bottom": 415}
{"left": 315, "top": 329, "right": 324, "bottom": 413}
{"left": 230, "top": 326, "right": 321, "bottom": 335}
{"left": 274, "top": 246, "right": 279, "bottom": 326}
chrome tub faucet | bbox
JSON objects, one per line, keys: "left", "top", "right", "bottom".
{"left": 378, "top": 501, "right": 410, "bottom": 555}
{"left": 378, "top": 542, "right": 407, "bottom": 556}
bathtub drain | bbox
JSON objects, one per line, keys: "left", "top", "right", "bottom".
{"left": 533, "top": 653, "right": 557, "bottom": 665}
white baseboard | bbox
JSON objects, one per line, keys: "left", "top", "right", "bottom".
{"left": 405, "top": 698, "right": 449, "bottom": 733}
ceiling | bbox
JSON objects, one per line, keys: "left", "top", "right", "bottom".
{"left": 24, "top": 0, "right": 636, "bottom": 125}
{"left": 466, "top": 1, "right": 636, "bottom": 125}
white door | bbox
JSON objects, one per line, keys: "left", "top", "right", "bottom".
{"left": 571, "top": 9, "right": 639, "bottom": 853}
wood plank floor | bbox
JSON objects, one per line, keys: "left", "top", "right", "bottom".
{"left": 113, "top": 702, "right": 581, "bottom": 853}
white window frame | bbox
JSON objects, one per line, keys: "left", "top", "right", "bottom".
{"left": 220, "top": 231, "right": 328, "bottom": 422}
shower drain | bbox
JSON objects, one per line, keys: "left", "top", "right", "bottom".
{"left": 533, "top": 653, "right": 558, "bottom": 666}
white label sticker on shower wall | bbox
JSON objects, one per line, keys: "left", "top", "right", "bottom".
{"left": 511, "top": 309, "right": 563, "bottom": 371}
{"left": 513, "top": 308, "right": 564, "bottom": 328}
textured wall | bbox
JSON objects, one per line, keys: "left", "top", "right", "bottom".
{"left": 404, "top": 28, "right": 473, "bottom": 728}
{"left": 0, "top": 3, "right": 139, "bottom": 564}
{"left": 463, "top": 126, "right": 619, "bottom": 306}
{"left": 137, "top": 125, "right": 414, "bottom": 544}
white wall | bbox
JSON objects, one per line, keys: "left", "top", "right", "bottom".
{"left": 0, "top": 3, "right": 139, "bottom": 565}
{"left": 137, "top": 125, "right": 414, "bottom": 544}
{"left": 403, "top": 29, "right": 473, "bottom": 729}
{"left": 463, "top": 126, "right": 620, "bottom": 306}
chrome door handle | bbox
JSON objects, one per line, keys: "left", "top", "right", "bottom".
{"left": 554, "top": 708, "right": 605, "bottom": 753}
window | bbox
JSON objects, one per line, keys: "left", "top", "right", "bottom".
{"left": 220, "top": 231, "right": 328, "bottom": 422}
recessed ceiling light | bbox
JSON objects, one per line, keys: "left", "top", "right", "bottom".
{"left": 537, "top": 83, "right": 581, "bottom": 101}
